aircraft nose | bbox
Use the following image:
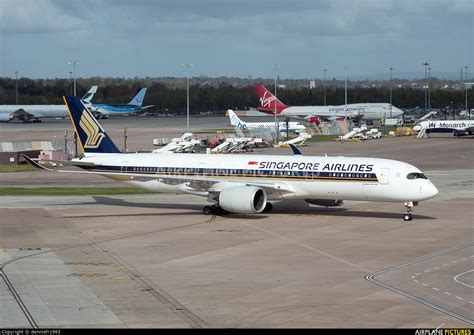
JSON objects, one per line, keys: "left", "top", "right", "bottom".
{"left": 426, "top": 183, "right": 439, "bottom": 199}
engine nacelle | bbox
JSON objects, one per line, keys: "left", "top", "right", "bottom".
{"left": 306, "top": 116, "right": 320, "bottom": 124}
{"left": 305, "top": 199, "right": 344, "bottom": 207}
{"left": 453, "top": 129, "right": 467, "bottom": 137}
{"left": 219, "top": 186, "right": 267, "bottom": 214}
{"left": 0, "top": 112, "right": 13, "bottom": 122}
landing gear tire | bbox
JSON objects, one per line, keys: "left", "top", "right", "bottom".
{"left": 203, "top": 205, "right": 229, "bottom": 216}
{"left": 403, "top": 201, "right": 415, "bottom": 222}
{"left": 213, "top": 206, "right": 229, "bottom": 216}
{"left": 203, "top": 206, "right": 213, "bottom": 215}
{"left": 263, "top": 202, "right": 273, "bottom": 213}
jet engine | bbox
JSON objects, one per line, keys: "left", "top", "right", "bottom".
{"left": 306, "top": 116, "right": 321, "bottom": 124}
{"left": 0, "top": 113, "right": 13, "bottom": 122}
{"left": 305, "top": 199, "right": 344, "bottom": 207}
{"left": 219, "top": 186, "right": 267, "bottom": 214}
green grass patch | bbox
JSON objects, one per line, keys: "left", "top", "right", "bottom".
{"left": 0, "top": 164, "right": 35, "bottom": 173}
{"left": 0, "top": 187, "right": 154, "bottom": 196}
{"left": 306, "top": 135, "right": 340, "bottom": 142}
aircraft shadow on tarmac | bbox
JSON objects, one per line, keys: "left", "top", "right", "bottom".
{"left": 82, "top": 196, "right": 436, "bottom": 221}
{"left": 269, "top": 201, "right": 437, "bottom": 220}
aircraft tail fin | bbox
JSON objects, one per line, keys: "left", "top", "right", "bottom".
{"left": 63, "top": 96, "right": 121, "bottom": 154}
{"left": 254, "top": 84, "right": 288, "bottom": 114}
{"left": 81, "top": 86, "right": 98, "bottom": 103}
{"left": 128, "top": 88, "right": 147, "bottom": 106}
{"left": 228, "top": 110, "right": 247, "bottom": 129}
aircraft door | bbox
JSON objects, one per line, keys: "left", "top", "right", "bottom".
{"left": 379, "top": 168, "right": 390, "bottom": 185}
{"left": 121, "top": 160, "right": 129, "bottom": 174}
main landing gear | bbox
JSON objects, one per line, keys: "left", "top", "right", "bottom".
{"left": 403, "top": 201, "right": 415, "bottom": 221}
{"left": 202, "top": 205, "right": 229, "bottom": 216}
{"left": 263, "top": 202, "right": 273, "bottom": 213}
{"left": 202, "top": 202, "right": 274, "bottom": 216}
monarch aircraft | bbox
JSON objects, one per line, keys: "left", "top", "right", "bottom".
{"left": 24, "top": 97, "right": 438, "bottom": 221}
{"left": 413, "top": 120, "right": 474, "bottom": 137}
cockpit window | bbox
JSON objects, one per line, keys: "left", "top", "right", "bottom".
{"left": 407, "top": 172, "right": 427, "bottom": 180}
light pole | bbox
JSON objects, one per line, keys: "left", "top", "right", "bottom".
{"left": 428, "top": 67, "right": 431, "bottom": 110}
{"left": 68, "top": 60, "right": 79, "bottom": 96}
{"left": 182, "top": 63, "right": 193, "bottom": 133}
{"left": 422, "top": 62, "right": 429, "bottom": 112}
{"left": 69, "top": 71, "right": 73, "bottom": 96}
{"left": 344, "top": 66, "right": 348, "bottom": 121}
{"left": 389, "top": 67, "right": 393, "bottom": 118}
{"left": 323, "top": 68, "right": 327, "bottom": 106}
{"left": 465, "top": 66, "right": 469, "bottom": 119}
{"left": 14, "top": 71, "right": 18, "bottom": 105}
{"left": 273, "top": 64, "right": 280, "bottom": 143}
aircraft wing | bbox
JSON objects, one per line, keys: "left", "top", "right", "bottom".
{"left": 10, "top": 109, "right": 36, "bottom": 118}
{"left": 92, "top": 109, "right": 110, "bottom": 118}
{"left": 22, "top": 155, "right": 294, "bottom": 195}
{"left": 0, "top": 111, "right": 13, "bottom": 121}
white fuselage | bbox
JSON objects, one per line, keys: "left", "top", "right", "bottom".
{"left": 236, "top": 121, "right": 306, "bottom": 133}
{"left": 0, "top": 105, "right": 68, "bottom": 121}
{"left": 279, "top": 103, "right": 403, "bottom": 121}
{"left": 413, "top": 120, "right": 474, "bottom": 132}
{"left": 78, "top": 153, "right": 438, "bottom": 203}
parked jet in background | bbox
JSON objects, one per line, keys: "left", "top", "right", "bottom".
{"left": 0, "top": 86, "right": 98, "bottom": 123}
{"left": 228, "top": 109, "right": 306, "bottom": 134}
{"left": 81, "top": 86, "right": 98, "bottom": 103}
{"left": 86, "top": 87, "right": 154, "bottom": 119}
{"left": 254, "top": 84, "right": 404, "bottom": 123}
{"left": 24, "top": 96, "right": 438, "bottom": 221}
{"left": 413, "top": 120, "right": 474, "bottom": 137}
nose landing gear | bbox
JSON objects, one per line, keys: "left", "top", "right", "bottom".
{"left": 403, "top": 201, "right": 415, "bottom": 221}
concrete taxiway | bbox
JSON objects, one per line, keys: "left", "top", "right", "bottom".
{"left": 0, "top": 116, "right": 472, "bottom": 328}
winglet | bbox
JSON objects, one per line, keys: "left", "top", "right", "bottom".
{"left": 289, "top": 144, "right": 302, "bottom": 155}
{"left": 21, "top": 154, "right": 53, "bottom": 171}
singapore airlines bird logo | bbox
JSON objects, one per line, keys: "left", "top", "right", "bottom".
{"left": 79, "top": 110, "right": 105, "bottom": 148}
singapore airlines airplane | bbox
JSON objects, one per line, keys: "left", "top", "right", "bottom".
{"left": 228, "top": 110, "right": 307, "bottom": 133}
{"left": 24, "top": 97, "right": 438, "bottom": 221}
{"left": 254, "top": 84, "right": 404, "bottom": 123}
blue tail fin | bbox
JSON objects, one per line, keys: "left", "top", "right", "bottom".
{"left": 128, "top": 88, "right": 147, "bottom": 106}
{"left": 63, "top": 96, "right": 121, "bottom": 154}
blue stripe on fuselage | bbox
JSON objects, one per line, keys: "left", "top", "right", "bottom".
{"left": 92, "top": 104, "right": 143, "bottom": 113}
{"left": 82, "top": 164, "right": 379, "bottom": 181}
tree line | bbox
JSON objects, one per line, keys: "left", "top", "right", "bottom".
{"left": 0, "top": 77, "right": 471, "bottom": 113}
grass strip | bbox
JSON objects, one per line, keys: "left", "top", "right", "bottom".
{"left": 0, "top": 165, "right": 35, "bottom": 173}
